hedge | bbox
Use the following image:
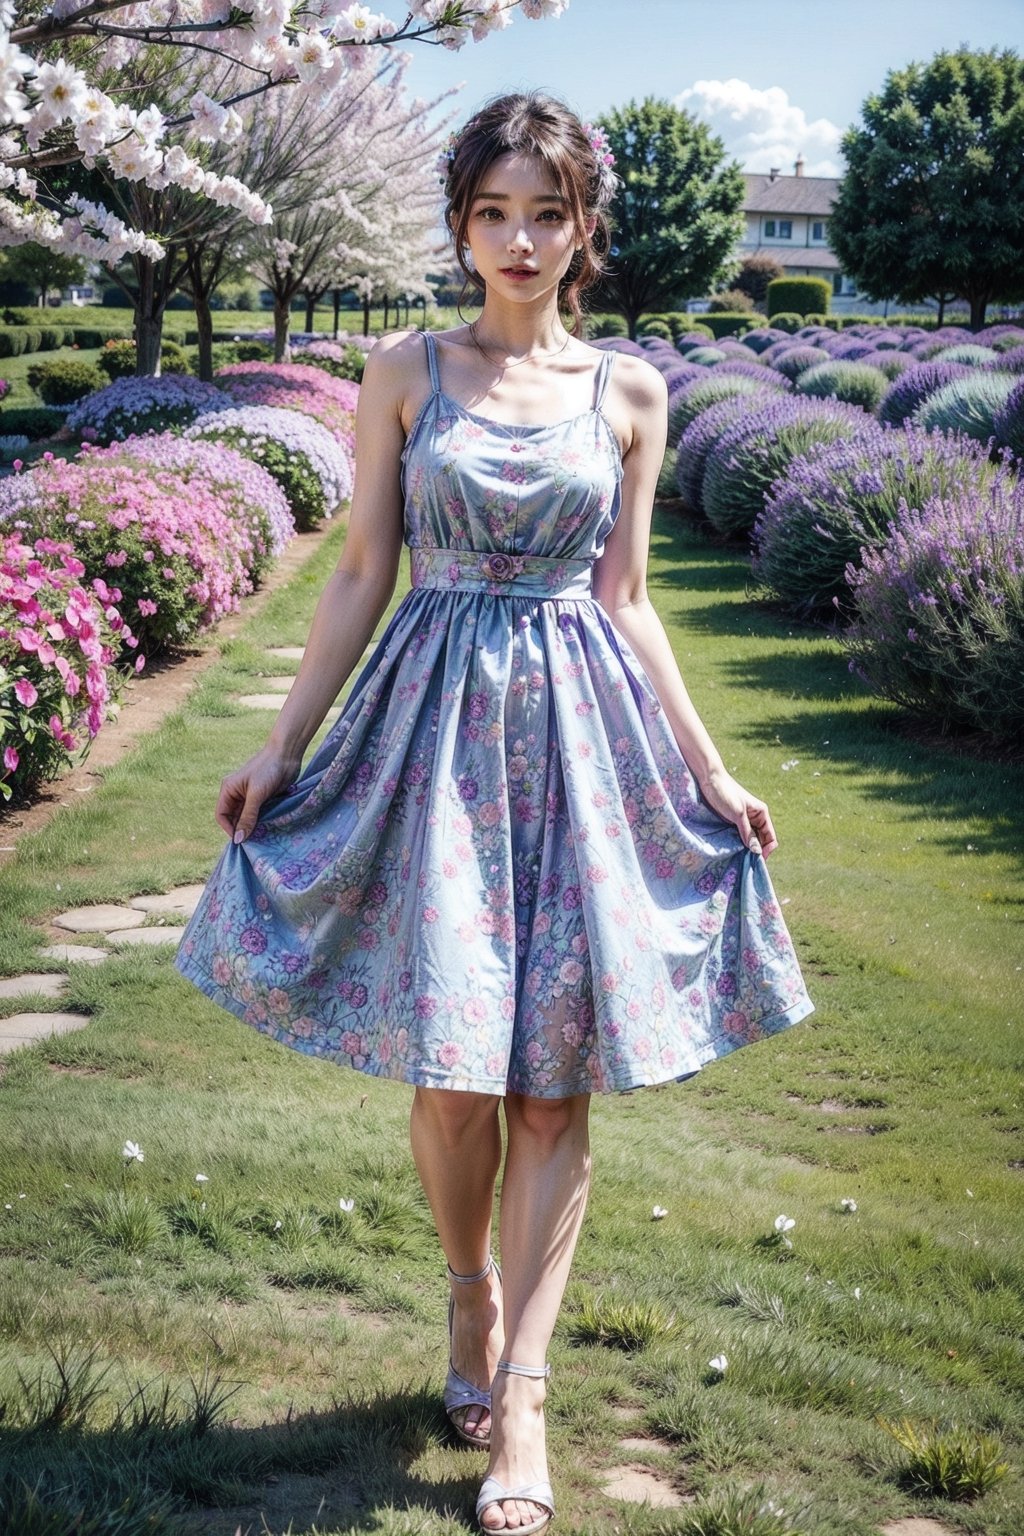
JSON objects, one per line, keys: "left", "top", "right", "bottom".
{"left": 767, "top": 277, "right": 832, "bottom": 318}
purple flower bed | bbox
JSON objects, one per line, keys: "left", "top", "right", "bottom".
{"left": 185, "top": 404, "right": 353, "bottom": 531}
{"left": 702, "top": 395, "right": 874, "bottom": 538}
{"left": 670, "top": 372, "right": 777, "bottom": 446}
{"left": 753, "top": 425, "right": 1006, "bottom": 620}
{"left": 913, "top": 372, "right": 1017, "bottom": 447}
{"left": 66, "top": 375, "right": 227, "bottom": 445}
{"left": 843, "top": 479, "right": 1024, "bottom": 740}
{"left": 878, "top": 362, "right": 975, "bottom": 427}
{"left": 993, "top": 376, "right": 1024, "bottom": 460}
{"left": 675, "top": 395, "right": 766, "bottom": 514}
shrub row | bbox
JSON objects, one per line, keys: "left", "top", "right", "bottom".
{"left": 1, "top": 356, "right": 360, "bottom": 798}
{"left": 652, "top": 326, "right": 1023, "bottom": 744}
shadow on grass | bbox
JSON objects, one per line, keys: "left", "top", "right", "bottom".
{"left": 0, "top": 1382, "right": 486, "bottom": 1535}
{"left": 648, "top": 508, "right": 1024, "bottom": 873}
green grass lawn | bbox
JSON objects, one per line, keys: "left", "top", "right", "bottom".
{"left": 0, "top": 511, "right": 1021, "bottom": 1536}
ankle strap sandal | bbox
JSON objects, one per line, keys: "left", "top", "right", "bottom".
{"left": 444, "top": 1254, "right": 501, "bottom": 1449}
{"left": 475, "top": 1360, "right": 554, "bottom": 1535}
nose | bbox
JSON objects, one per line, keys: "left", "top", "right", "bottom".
{"left": 507, "top": 223, "right": 533, "bottom": 253}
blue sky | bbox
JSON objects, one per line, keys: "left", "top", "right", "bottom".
{"left": 401, "top": 0, "right": 1024, "bottom": 176}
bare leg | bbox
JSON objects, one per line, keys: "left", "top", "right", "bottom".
{"left": 410, "top": 1086, "right": 505, "bottom": 1443}
{"left": 480, "top": 1090, "right": 592, "bottom": 1532}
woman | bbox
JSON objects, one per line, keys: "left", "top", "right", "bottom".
{"left": 175, "top": 90, "right": 813, "bottom": 1535}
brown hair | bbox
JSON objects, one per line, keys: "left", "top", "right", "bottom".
{"left": 442, "top": 91, "right": 615, "bottom": 338}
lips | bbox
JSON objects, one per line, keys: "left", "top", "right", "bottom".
{"left": 502, "top": 267, "right": 537, "bottom": 275}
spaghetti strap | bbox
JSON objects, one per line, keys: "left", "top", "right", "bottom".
{"left": 593, "top": 349, "right": 615, "bottom": 411}
{"left": 423, "top": 330, "right": 441, "bottom": 395}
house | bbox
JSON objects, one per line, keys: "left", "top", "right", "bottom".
{"left": 738, "top": 158, "right": 936, "bottom": 315}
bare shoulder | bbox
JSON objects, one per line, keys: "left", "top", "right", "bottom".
{"left": 591, "top": 346, "right": 667, "bottom": 457}
{"left": 361, "top": 327, "right": 425, "bottom": 385}
{"left": 605, "top": 349, "right": 668, "bottom": 412}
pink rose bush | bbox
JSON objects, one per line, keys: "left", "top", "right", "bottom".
{"left": 1, "top": 534, "right": 140, "bottom": 799}
{"left": 0, "top": 438, "right": 290, "bottom": 653}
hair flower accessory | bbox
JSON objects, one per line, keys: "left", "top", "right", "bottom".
{"left": 583, "top": 120, "right": 618, "bottom": 198}
{"left": 436, "top": 130, "right": 459, "bottom": 189}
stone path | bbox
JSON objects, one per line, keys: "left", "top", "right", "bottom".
{"left": 235, "top": 643, "right": 373, "bottom": 715}
{"left": 0, "top": 884, "right": 205, "bottom": 1056}
{"left": 599, "top": 1436, "right": 692, "bottom": 1509}
{"left": 1, "top": 633, "right": 375, "bottom": 1058}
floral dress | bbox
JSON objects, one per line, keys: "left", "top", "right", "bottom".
{"left": 175, "top": 332, "right": 813, "bottom": 1096}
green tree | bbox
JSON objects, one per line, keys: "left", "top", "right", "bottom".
{"left": 0, "top": 244, "right": 87, "bottom": 307}
{"left": 594, "top": 98, "right": 745, "bottom": 339}
{"left": 829, "top": 47, "right": 1024, "bottom": 330}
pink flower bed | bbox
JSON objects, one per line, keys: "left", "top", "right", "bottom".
{"left": 0, "top": 439, "right": 285, "bottom": 655}
{"left": 1, "top": 534, "right": 141, "bottom": 799}
{"left": 215, "top": 361, "right": 358, "bottom": 449}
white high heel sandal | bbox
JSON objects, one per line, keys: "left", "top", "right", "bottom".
{"left": 475, "top": 1360, "right": 555, "bottom": 1535}
{"left": 444, "top": 1254, "right": 501, "bottom": 1449}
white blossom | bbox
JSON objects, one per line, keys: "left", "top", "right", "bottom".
{"left": 708, "top": 1353, "right": 728, "bottom": 1372}
{"left": 123, "top": 1139, "right": 144, "bottom": 1162}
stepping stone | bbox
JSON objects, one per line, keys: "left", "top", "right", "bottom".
{"left": 237, "top": 695, "right": 339, "bottom": 719}
{"left": 266, "top": 646, "right": 305, "bottom": 659}
{"left": 0, "top": 1011, "right": 90, "bottom": 1054}
{"left": 106, "top": 927, "right": 182, "bottom": 948}
{"left": 54, "top": 904, "right": 146, "bottom": 934}
{"left": 0, "top": 973, "right": 68, "bottom": 999}
{"left": 601, "top": 1466, "right": 690, "bottom": 1508}
{"left": 39, "top": 943, "right": 109, "bottom": 967}
{"left": 129, "top": 885, "right": 206, "bottom": 917}
{"left": 259, "top": 675, "right": 298, "bottom": 691}
{"left": 880, "top": 1522, "right": 958, "bottom": 1536}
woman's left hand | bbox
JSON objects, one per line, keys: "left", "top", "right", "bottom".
{"left": 699, "top": 766, "right": 778, "bottom": 857}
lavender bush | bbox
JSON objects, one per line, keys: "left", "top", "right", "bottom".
{"left": 855, "top": 351, "right": 914, "bottom": 382}
{"left": 913, "top": 372, "right": 1017, "bottom": 447}
{"left": 740, "top": 328, "right": 787, "bottom": 355}
{"left": 702, "top": 396, "right": 871, "bottom": 539}
{"left": 796, "top": 360, "right": 889, "bottom": 412}
{"left": 932, "top": 344, "right": 1001, "bottom": 367}
{"left": 682, "top": 346, "right": 727, "bottom": 368}
{"left": 770, "top": 346, "right": 832, "bottom": 382}
{"left": 670, "top": 373, "right": 773, "bottom": 445}
{"left": 674, "top": 396, "right": 770, "bottom": 514}
{"left": 986, "top": 346, "right": 1024, "bottom": 375}
{"left": 878, "top": 362, "right": 975, "bottom": 427}
{"left": 992, "top": 376, "right": 1024, "bottom": 460}
{"left": 753, "top": 427, "right": 1007, "bottom": 620}
{"left": 844, "top": 480, "right": 1024, "bottom": 740}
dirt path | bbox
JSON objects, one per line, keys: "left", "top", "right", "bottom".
{"left": 0, "top": 524, "right": 332, "bottom": 864}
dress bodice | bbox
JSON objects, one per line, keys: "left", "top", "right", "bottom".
{"left": 400, "top": 331, "right": 623, "bottom": 563}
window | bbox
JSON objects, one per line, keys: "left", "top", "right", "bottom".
{"left": 812, "top": 220, "right": 825, "bottom": 240}
{"left": 764, "top": 219, "right": 775, "bottom": 236}
{"left": 779, "top": 220, "right": 792, "bottom": 239}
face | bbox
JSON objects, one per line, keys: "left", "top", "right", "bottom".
{"left": 461, "top": 150, "right": 596, "bottom": 301}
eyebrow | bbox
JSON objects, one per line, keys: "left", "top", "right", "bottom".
{"left": 471, "top": 190, "right": 567, "bottom": 204}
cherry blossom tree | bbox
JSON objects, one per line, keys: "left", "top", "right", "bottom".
{"left": 250, "top": 53, "right": 449, "bottom": 359}
{"left": 0, "top": 1, "right": 569, "bottom": 272}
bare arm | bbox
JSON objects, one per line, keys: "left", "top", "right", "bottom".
{"left": 592, "top": 356, "right": 777, "bottom": 857}
{"left": 218, "top": 330, "right": 418, "bottom": 842}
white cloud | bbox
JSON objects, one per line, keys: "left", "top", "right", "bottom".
{"left": 674, "top": 78, "right": 844, "bottom": 178}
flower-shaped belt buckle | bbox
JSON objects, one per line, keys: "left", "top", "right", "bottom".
{"left": 480, "top": 551, "right": 527, "bottom": 582}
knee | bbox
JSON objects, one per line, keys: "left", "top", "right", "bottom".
{"left": 412, "top": 1086, "right": 500, "bottom": 1151}
{"left": 505, "top": 1092, "right": 588, "bottom": 1149}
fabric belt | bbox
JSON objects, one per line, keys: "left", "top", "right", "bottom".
{"left": 410, "top": 546, "right": 593, "bottom": 599}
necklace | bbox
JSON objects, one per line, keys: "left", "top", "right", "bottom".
{"left": 468, "top": 318, "right": 571, "bottom": 372}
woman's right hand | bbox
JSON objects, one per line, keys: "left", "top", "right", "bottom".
{"left": 215, "top": 745, "right": 302, "bottom": 844}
